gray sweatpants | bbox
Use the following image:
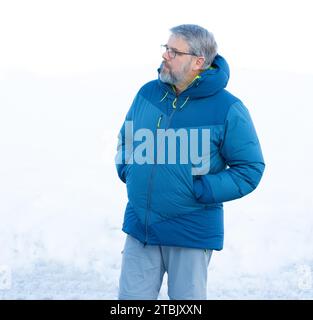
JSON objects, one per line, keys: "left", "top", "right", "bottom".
{"left": 118, "top": 234, "right": 213, "bottom": 300}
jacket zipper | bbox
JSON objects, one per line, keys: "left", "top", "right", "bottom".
{"left": 157, "top": 115, "right": 163, "bottom": 128}
{"left": 144, "top": 109, "right": 177, "bottom": 245}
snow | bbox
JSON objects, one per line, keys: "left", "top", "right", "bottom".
{"left": 0, "top": 67, "right": 313, "bottom": 300}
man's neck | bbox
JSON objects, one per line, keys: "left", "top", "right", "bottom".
{"left": 174, "top": 84, "right": 186, "bottom": 95}
{"left": 174, "top": 71, "right": 201, "bottom": 95}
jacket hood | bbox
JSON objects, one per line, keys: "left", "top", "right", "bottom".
{"left": 158, "top": 54, "right": 230, "bottom": 99}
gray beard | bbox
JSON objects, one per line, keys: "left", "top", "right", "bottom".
{"left": 160, "top": 68, "right": 178, "bottom": 85}
{"left": 159, "top": 62, "right": 188, "bottom": 85}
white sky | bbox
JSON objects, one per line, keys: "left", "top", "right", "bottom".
{"left": 0, "top": 0, "right": 312, "bottom": 75}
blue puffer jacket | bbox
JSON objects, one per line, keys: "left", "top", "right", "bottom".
{"left": 115, "top": 54, "right": 265, "bottom": 250}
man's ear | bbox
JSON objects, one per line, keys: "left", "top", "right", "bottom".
{"left": 194, "top": 57, "right": 206, "bottom": 70}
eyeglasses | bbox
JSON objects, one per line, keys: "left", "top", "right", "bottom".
{"left": 161, "top": 44, "right": 198, "bottom": 59}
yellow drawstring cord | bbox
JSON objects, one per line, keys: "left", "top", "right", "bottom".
{"left": 179, "top": 96, "right": 189, "bottom": 109}
{"left": 159, "top": 91, "right": 169, "bottom": 102}
{"left": 160, "top": 90, "right": 189, "bottom": 109}
{"left": 172, "top": 96, "right": 189, "bottom": 109}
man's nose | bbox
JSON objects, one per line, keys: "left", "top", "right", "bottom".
{"left": 162, "top": 50, "right": 170, "bottom": 61}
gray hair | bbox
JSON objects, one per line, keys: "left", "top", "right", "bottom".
{"left": 170, "top": 24, "right": 218, "bottom": 69}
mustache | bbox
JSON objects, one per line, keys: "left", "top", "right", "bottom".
{"left": 162, "top": 61, "right": 170, "bottom": 68}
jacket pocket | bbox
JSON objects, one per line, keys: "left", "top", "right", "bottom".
{"left": 149, "top": 163, "right": 206, "bottom": 217}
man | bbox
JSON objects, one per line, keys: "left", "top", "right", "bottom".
{"left": 115, "top": 24, "right": 265, "bottom": 300}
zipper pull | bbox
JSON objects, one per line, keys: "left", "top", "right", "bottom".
{"left": 157, "top": 115, "right": 163, "bottom": 128}
{"left": 172, "top": 97, "right": 177, "bottom": 109}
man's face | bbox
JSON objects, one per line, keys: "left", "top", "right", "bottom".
{"left": 159, "top": 35, "right": 195, "bottom": 86}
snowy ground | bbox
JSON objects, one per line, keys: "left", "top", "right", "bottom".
{"left": 1, "top": 68, "right": 313, "bottom": 299}
{"left": 1, "top": 253, "right": 313, "bottom": 300}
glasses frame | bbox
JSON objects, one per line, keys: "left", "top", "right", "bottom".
{"left": 161, "top": 44, "right": 198, "bottom": 59}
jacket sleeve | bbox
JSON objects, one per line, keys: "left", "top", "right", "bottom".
{"left": 193, "top": 101, "right": 265, "bottom": 203}
{"left": 114, "top": 96, "right": 136, "bottom": 183}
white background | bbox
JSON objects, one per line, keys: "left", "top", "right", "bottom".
{"left": 0, "top": 0, "right": 313, "bottom": 298}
